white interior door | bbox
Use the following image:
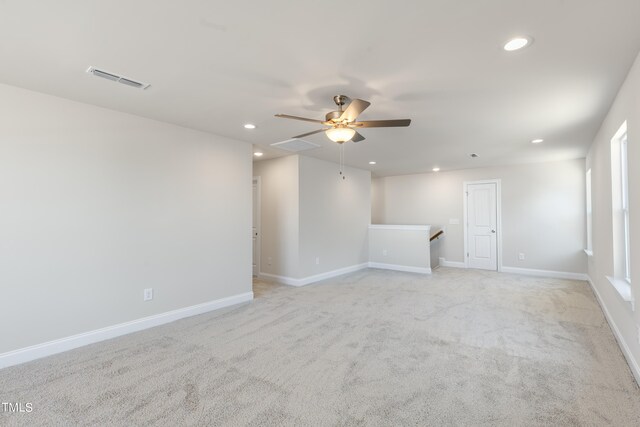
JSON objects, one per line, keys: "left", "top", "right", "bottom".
{"left": 466, "top": 182, "right": 497, "bottom": 270}
{"left": 252, "top": 180, "right": 259, "bottom": 276}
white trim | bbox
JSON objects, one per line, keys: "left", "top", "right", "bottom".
{"left": 368, "top": 262, "right": 431, "bottom": 274}
{"left": 463, "top": 179, "right": 503, "bottom": 272}
{"left": 369, "top": 224, "right": 431, "bottom": 231}
{"left": 606, "top": 276, "right": 634, "bottom": 309}
{"left": 587, "top": 276, "right": 640, "bottom": 386}
{"left": 438, "top": 257, "right": 467, "bottom": 269}
{"left": 294, "top": 263, "right": 368, "bottom": 286}
{"left": 258, "top": 272, "right": 301, "bottom": 286}
{"left": 259, "top": 263, "right": 368, "bottom": 287}
{"left": 0, "top": 292, "right": 254, "bottom": 370}
{"left": 501, "top": 266, "right": 588, "bottom": 281}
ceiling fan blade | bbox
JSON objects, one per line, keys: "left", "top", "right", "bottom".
{"left": 292, "top": 128, "right": 327, "bottom": 139}
{"left": 354, "top": 119, "right": 411, "bottom": 128}
{"left": 339, "top": 99, "right": 371, "bottom": 122}
{"left": 351, "top": 131, "right": 365, "bottom": 143}
{"left": 275, "top": 114, "right": 326, "bottom": 124}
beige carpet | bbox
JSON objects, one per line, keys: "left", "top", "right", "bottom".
{"left": 1, "top": 268, "right": 640, "bottom": 426}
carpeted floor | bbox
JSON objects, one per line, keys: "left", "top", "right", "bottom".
{"left": 1, "top": 268, "right": 640, "bottom": 426}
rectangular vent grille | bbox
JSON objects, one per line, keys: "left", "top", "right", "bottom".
{"left": 86, "top": 66, "right": 150, "bottom": 90}
{"left": 270, "top": 138, "right": 321, "bottom": 152}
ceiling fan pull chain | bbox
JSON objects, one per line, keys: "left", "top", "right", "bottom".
{"left": 340, "top": 144, "right": 346, "bottom": 180}
{"left": 343, "top": 145, "right": 346, "bottom": 180}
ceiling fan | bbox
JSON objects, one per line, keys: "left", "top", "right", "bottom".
{"left": 275, "top": 95, "right": 411, "bottom": 144}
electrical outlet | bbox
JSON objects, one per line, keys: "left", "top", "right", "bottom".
{"left": 315, "top": 257, "right": 320, "bottom": 265}
{"left": 382, "top": 249, "right": 388, "bottom": 256}
{"left": 267, "top": 257, "right": 272, "bottom": 266}
{"left": 143, "top": 288, "right": 153, "bottom": 301}
{"left": 637, "top": 325, "right": 640, "bottom": 344}
{"left": 518, "top": 253, "right": 525, "bottom": 261}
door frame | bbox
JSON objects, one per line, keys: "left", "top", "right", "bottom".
{"left": 463, "top": 179, "right": 503, "bottom": 272}
{"left": 252, "top": 176, "right": 261, "bottom": 277}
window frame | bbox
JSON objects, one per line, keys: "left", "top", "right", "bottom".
{"left": 585, "top": 168, "right": 593, "bottom": 255}
{"left": 607, "top": 121, "right": 632, "bottom": 309}
{"left": 620, "top": 133, "right": 630, "bottom": 283}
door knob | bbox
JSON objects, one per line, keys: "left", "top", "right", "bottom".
{"left": 491, "top": 230, "right": 496, "bottom": 233}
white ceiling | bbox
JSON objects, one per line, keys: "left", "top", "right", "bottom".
{"left": 1, "top": 0, "right": 639, "bottom": 176}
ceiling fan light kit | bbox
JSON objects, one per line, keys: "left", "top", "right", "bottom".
{"left": 326, "top": 127, "right": 356, "bottom": 143}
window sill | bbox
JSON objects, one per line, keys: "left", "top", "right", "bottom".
{"left": 606, "top": 276, "right": 634, "bottom": 310}
{"left": 584, "top": 249, "right": 593, "bottom": 257}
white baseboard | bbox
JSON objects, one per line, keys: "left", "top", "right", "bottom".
{"left": 258, "top": 272, "right": 301, "bottom": 286}
{"left": 501, "top": 266, "right": 588, "bottom": 281}
{"left": 436, "top": 259, "right": 588, "bottom": 282}
{"left": 0, "top": 291, "right": 254, "bottom": 370}
{"left": 438, "top": 257, "right": 467, "bottom": 269}
{"left": 259, "top": 263, "right": 368, "bottom": 287}
{"left": 587, "top": 276, "right": 640, "bottom": 386}
{"left": 368, "top": 262, "right": 431, "bottom": 274}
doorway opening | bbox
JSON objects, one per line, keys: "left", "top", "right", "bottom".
{"left": 252, "top": 177, "right": 261, "bottom": 277}
{"left": 463, "top": 179, "right": 502, "bottom": 271}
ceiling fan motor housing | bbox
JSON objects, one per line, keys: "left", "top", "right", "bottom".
{"left": 325, "top": 110, "right": 343, "bottom": 122}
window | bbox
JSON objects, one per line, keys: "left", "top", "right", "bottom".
{"left": 620, "top": 132, "right": 630, "bottom": 282}
{"left": 608, "top": 121, "right": 632, "bottom": 306}
{"left": 586, "top": 169, "right": 593, "bottom": 256}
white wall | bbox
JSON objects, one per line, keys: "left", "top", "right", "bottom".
{"left": 0, "top": 84, "right": 252, "bottom": 355}
{"left": 586, "top": 52, "right": 640, "bottom": 380}
{"left": 252, "top": 156, "right": 300, "bottom": 278}
{"left": 253, "top": 155, "right": 370, "bottom": 281}
{"left": 372, "top": 159, "right": 587, "bottom": 274}
{"left": 298, "top": 156, "right": 370, "bottom": 277}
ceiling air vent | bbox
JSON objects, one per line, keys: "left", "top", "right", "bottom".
{"left": 270, "top": 138, "right": 321, "bottom": 152}
{"left": 86, "top": 66, "right": 150, "bottom": 90}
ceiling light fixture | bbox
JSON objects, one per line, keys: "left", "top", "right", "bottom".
{"left": 531, "top": 138, "right": 544, "bottom": 144}
{"left": 369, "top": 161, "right": 377, "bottom": 165}
{"left": 253, "top": 151, "right": 263, "bottom": 157}
{"left": 470, "top": 153, "right": 479, "bottom": 158}
{"left": 326, "top": 127, "right": 356, "bottom": 143}
{"left": 432, "top": 167, "right": 440, "bottom": 172}
{"left": 244, "top": 123, "right": 256, "bottom": 129}
{"left": 504, "top": 37, "right": 532, "bottom": 51}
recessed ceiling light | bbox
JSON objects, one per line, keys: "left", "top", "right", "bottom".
{"left": 432, "top": 167, "right": 440, "bottom": 172}
{"left": 504, "top": 37, "right": 532, "bottom": 51}
{"left": 531, "top": 139, "right": 544, "bottom": 144}
{"left": 369, "top": 161, "right": 377, "bottom": 165}
{"left": 244, "top": 123, "right": 256, "bottom": 129}
{"left": 253, "top": 151, "right": 263, "bottom": 157}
